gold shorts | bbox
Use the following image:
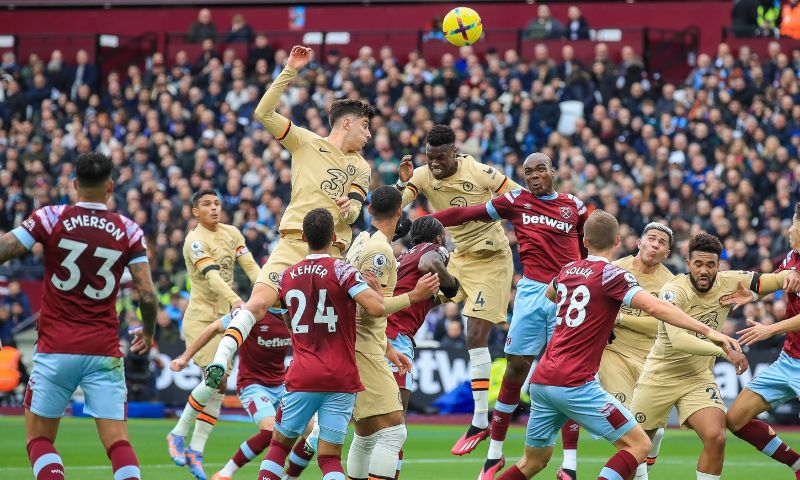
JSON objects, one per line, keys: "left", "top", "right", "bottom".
{"left": 447, "top": 248, "right": 513, "bottom": 324}
{"left": 256, "top": 231, "right": 345, "bottom": 293}
{"left": 630, "top": 377, "right": 725, "bottom": 430}
{"left": 353, "top": 351, "right": 402, "bottom": 421}
{"left": 598, "top": 349, "right": 645, "bottom": 409}
{"left": 183, "top": 316, "right": 223, "bottom": 369}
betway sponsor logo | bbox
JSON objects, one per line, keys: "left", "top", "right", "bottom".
{"left": 257, "top": 336, "right": 292, "bottom": 348}
{"left": 521, "top": 213, "right": 573, "bottom": 232}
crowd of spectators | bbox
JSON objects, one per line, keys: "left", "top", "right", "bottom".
{"left": 0, "top": 9, "right": 798, "bottom": 352}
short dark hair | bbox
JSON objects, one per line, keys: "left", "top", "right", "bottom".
{"left": 303, "top": 208, "right": 335, "bottom": 250}
{"left": 191, "top": 188, "right": 219, "bottom": 207}
{"left": 583, "top": 210, "right": 619, "bottom": 250}
{"left": 370, "top": 185, "right": 402, "bottom": 221}
{"left": 329, "top": 99, "right": 375, "bottom": 127}
{"left": 688, "top": 232, "right": 723, "bottom": 258}
{"left": 410, "top": 216, "right": 444, "bottom": 245}
{"left": 426, "top": 124, "right": 456, "bottom": 147}
{"left": 75, "top": 152, "right": 112, "bottom": 188}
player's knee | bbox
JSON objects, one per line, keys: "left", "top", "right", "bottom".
{"left": 258, "top": 416, "right": 275, "bottom": 431}
{"left": 702, "top": 429, "right": 727, "bottom": 452}
{"left": 725, "top": 412, "right": 744, "bottom": 432}
{"left": 376, "top": 424, "right": 407, "bottom": 450}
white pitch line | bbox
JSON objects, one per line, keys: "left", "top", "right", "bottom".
{"left": 0, "top": 457, "right": 787, "bottom": 472}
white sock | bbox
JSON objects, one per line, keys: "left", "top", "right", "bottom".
{"left": 487, "top": 439, "right": 504, "bottom": 460}
{"left": 212, "top": 309, "right": 257, "bottom": 366}
{"left": 368, "top": 425, "right": 407, "bottom": 478}
{"left": 648, "top": 427, "right": 664, "bottom": 464}
{"left": 189, "top": 391, "right": 224, "bottom": 452}
{"left": 561, "top": 449, "right": 577, "bottom": 470}
{"left": 696, "top": 471, "right": 720, "bottom": 480}
{"left": 171, "top": 383, "right": 215, "bottom": 436}
{"left": 468, "top": 347, "right": 491, "bottom": 429}
{"left": 346, "top": 433, "right": 377, "bottom": 478}
{"left": 219, "top": 459, "right": 239, "bottom": 476}
{"left": 635, "top": 462, "right": 649, "bottom": 479}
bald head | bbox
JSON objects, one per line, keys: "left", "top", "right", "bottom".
{"left": 523, "top": 153, "right": 555, "bottom": 196}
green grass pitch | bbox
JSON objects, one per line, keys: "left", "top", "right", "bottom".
{"left": 0, "top": 416, "right": 797, "bottom": 479}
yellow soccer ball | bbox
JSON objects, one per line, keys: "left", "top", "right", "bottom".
{"left": 443, "top": 7, "right": 483, "bottom": 47}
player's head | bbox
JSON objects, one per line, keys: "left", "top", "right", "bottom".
{"left": 790, "top": 203, "right": 800, "bottom": 250}
{"left": 687, "top": 232, "right": 723, "bottom": 293}
{"left": 191, "top": 189, "right": 221, "bottom": 226}
{"left": 410, "top": 216, "right": 446, "bottom": 246}
{"left": 582, "top": 210, "right": 620, "bottom": 253}
{"left": 75, "top": 152, "right": 113, "bottom": 200}
{"left": 329, "top": 99, "right": 374, "bottom": 153}
{"left": 368, "top": 185, "right": 403, "bottom": 225}
{"left": 426, "top": 124, "right": 458, "bottom": 180}
{"left": 302, "top": 208, "right": 335, "bottom": 251}
{"left": 522, "top": 152, "right": 556, "bottom": 196}
{"left": 638, "top": 222, "right": 672, "bottom": 267}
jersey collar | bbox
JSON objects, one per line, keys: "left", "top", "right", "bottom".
{"left": 536, "top": 191, "right": 558, "bottom": 201}
{"left": 306, "top": 253, "right": 331, "bottom": 259}
{"left": 586, "top": 254, "right": 611, "bottom": 263}
{"left": 76, "top": 201, "right": 108, "bottom": 210}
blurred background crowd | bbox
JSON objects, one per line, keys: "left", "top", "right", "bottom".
{"left": 0, "top": 5, "right": 799, "bottom": 369}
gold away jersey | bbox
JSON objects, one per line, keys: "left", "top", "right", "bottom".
{"left": 346, "top": 230, "right": 398, "bottom": 355}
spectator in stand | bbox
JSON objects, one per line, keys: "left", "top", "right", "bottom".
{"left": 247, "top": 34, "right": 275, "bottom": 74}
{"left": 524, "top": 4, "right": 564, "bottom": 40}
{"left": 440, "top": 317, "right": 468, "bottom": 350}
{"left": 225, "top": 13, "right": 254, "bottom": 44}
{"left": 565, "top": 5, "right": 590, "bottom": 40}
{"left": 0, "top": 305, "right": 13, "bottom": 347}
{"left": 68, "top": 49, "right": 98, "bottom": 98}
{"left": 188, "top": 8, "right": 218, "bottom": 43}
{"left": 4, "top": 280, "right": 30, "bottom": 319}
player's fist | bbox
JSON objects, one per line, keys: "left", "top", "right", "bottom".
{"left": 335, "top": 197, "right": 351, "bottom": 218}
{"left": 287, "top": 45, "right": 313, "bottom": 71}
{"left": 726, "top": 349, "right": 749, "bottom": 375}
{"left": 171, "top": 356, "right": 189, "bottom": 372}
{"left": 784, "top": 271, "right": 800, "bottom": 293}
{"left": 204, "top": 363, "right": 226, "bottom": 390}
{"left": 398, "top": 155, "right": 414, "bottom": 183}
{"left": 130, "top": 332, "right": 153, "bottom": 355}
{"left": 410, "top": 272, "right": 440, "bottom": 303}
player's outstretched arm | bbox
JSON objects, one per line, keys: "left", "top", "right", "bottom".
{"left": 353, "top": 288, "right": 385, "bottom": 317}
{"left": 0, "top": 232, "right": 29, "bottom": 264}
{"left": 419, "top": 251, "right": 460, "bottom": 299}
{"left": 236, "top": 251, "right": 262, "bottom": 285}
{"left": 171, "top": 319, "right": 224, "bottom": 372}
{"left": 203, "top": 265, "right": 244, "bottom": 310}
{"left": 616, "top": 311, "right": 659, "bottom": 337}
{"left": 129, "top": 261, "right": 158, "bottom": 354}
{"left": 631, "top": 290, "right": 741, "bottom": 354}
{"left": 253, "top": 45, "right": 313, "bottom": 152}
{"left": 738, "top": 313, "right": 800, "bottom": 345}
{"left": 430, "top": 204, "right": 493, "bottom": 227}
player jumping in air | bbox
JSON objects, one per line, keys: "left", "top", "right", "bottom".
{"left": 5, "top": 152, "right": 158, "bottom": 480}
{"left": 170, "top": 307, "right": 316, "bottom": 480}
{"left": 384, "top": 216, "right": 460, "bottom": 478}
{"left": 205, "top": 45, "right": 373, "bottom": 387}
{"left": 494, "top": 210, "right": 740, "bottom": 480}
{"left": 723, "top": 203, "right": 800, "bottom": 479}
{"left": 566, "top": 223, "right": 676, "bottom": 480}
{"left": 629, "top": 232, "right": 800, "bottom": 480}
{"left": 166, "top": 189, "right": 261, "bottom": 480}
{"left": 345, "top": 186, "right": 441, "bottom": 480}
{"left": 430, "top": 152, "right": 587, "bottom": 478}
{"left": 256, "top": 208, "right": 385, "bottom": 480}
{"left": 396, "top": 124, "right": 523, "bottom": 455}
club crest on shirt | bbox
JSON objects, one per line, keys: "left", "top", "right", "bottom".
{"left": 462, "top": 181, "right": 474, "bottom": 192}
{"left": 560, "top": 206, "right": 573, "bottom": 220}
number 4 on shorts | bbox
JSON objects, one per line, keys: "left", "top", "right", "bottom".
{"left": 475, "top": 291, "right": 486, "bottom": 308}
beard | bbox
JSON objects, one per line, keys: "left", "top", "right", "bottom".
{"left": 689, "top": 272, "right": 717, "bottom": 293}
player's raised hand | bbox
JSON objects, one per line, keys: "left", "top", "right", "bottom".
{"left": 287, "top": 45, "right": 313, "bottom": 71}
{"left": 706, "top": 329, "right": 742, "bottom": 353}
{"left": 784, "top": 271, "right": 800, "bottom": 293}
{"left": 719, "top": 281, "right": 756, "bottom": 310}
{"left": 398, "top": 155, "right": 414, "bottom": 183}
{"left": 335, "top": 197, "right": 351, "bottom": 218}
{"left": 409, "top": 272, "right": 440, "bottom": 303}
{"left": 737, "top": 318, "right": 777, "bottom": 346}
{"left": 171, "top": 356, "right": 189, "bottom": 372}
{"left": 726, "top": 349, "right": 750, "bottom": 375}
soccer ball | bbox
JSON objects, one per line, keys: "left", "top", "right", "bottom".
{"left": 443, "top": 7, "right": 483, "bottom": 47}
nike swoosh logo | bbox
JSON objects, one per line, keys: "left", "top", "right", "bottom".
{"left": 319, "top": 147, "right": 331, "bottom": 153}
{"left": 432, "top": 185, "right": 443, "bottom": 190}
